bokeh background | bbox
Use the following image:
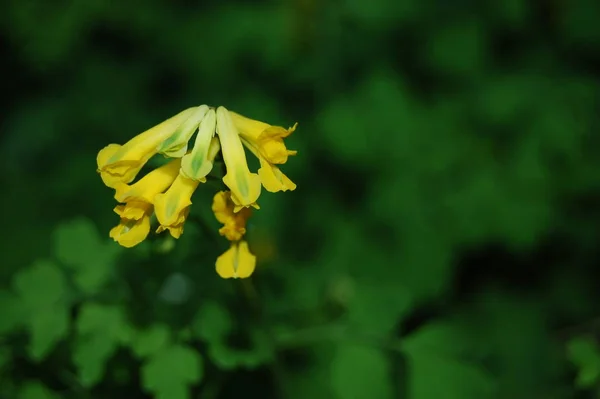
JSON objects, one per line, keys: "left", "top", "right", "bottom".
{"left": 2, "top": 1, "right": 600, "bottom": 398}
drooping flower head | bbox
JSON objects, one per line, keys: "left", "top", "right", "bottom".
{"left": 96, "top": 104, "right": 297, "bottom": 278}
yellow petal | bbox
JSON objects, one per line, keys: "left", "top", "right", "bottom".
{"left": 215, "top": 241, "right": 256, "bottom": 279}
{"left": 97, "top": 144, "right": 145, "bottom": 188}
{"left": 97, "top": 108, "right": 197, "bottom": 187}
{"left": 258, "top": 159, "right": 297, "bottom": 193}
{"left": 113, "top": 201, "right": 152, "bottom": 220}
{"left": 240, "top": 137, "right": 296, "bottom": 193}
{"left": 157, "top": 105, "right": 210, "bottom": 158}
{"left": 230, "top": 110, "right": 297, "bottom": 164}
{"left": 258, "top": 137, "right": 297, "bottom": 165}
{"left": 156, "top": 219, "right": 186, "bottom": 239}
{"left": 154, "top": 173, "right": 200, "bottom": 238}
{"left": 230, "top": 196, "right": 260, "bottom": 213}
{"left": 109, "top": 202, "right": 153, "bottom": 248}
{"left": 256, "top": 124, "right": 297, "bottom": 164}
{"left": 113, "top": 108, "right": 198, "bottom": 160}
{"left": 207, "top": 136, "right": 222, "bottom": 160}
{"left": 97, "top": 144, "right": 121, "bottom": 167}
{"left": 109, "top": 216, "right": 151, "bottom": 248}
{"left": 181, "top": 109, "right": 218, "bottom": 181}
{"left": 114, "top": 158, "right": 182, "bottom": 203}
{"left": 218, "top": 222, "right": 246, "bottom": 241}
{"left": 216, "top": 106, "right": 261, "bottom": 208}
{"left": 212, "top": 191, "right": 233, "bottom": 224}
{"left": 229, "top": 112, "right": 270, "bottom": 138}
{"left": 211, "top": 191, "right": 252, "bottom": 241}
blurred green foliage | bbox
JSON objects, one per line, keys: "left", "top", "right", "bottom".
{"left": 1, "top": 0, "right": 600, "bottom": 398}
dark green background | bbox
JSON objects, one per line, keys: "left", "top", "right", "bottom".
{"left": 2, "top": 1, "right": 600, "bottom": 398}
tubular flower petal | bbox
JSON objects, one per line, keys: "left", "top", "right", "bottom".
{"left": 181, "top": 109, "right": 219, "bottom": 181}
{"left": 114, "top": 158, "right": 182, "bottom": 203}
{"left": 212, "top": 191, "right": 252, "bottom": 241}
{"left": 110, "top": 162, "right": 180, "bottom": 248}
{"left": 241, "top": 138, "right": 296, "bottom": 193}
{"left": 97, "top": 107, "right": 197, "bottom": 188}
{"left": 257, "top": 159, "right": 297, "bottom": 192}
{"left": 109, "top": 202, "right": 153, "bottom": 248}
{"left": 154, "top": 173, "right": 200, "bottom": 238}
{"left": 216, "top": 241, "right": 256, "bottom": 279}
{"left": 230, "top": 111, "right": 297, "bottom": 165}
{"left": 156, "top": 105, "right": 210, "bottom": 158}
{"left": 215, "top": 106, "right": 262, "bottom": 210}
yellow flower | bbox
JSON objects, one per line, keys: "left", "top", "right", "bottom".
{"left": 212, "top": 191, "right": 252, "bottom": 241}
{"left": 230, "top": 111, "right": 297, "bottom": 164}
{"left": 215, "top": 241, "right": 256, "bottom": 279}
{"left": 226, "top": 110, "right": 297, "bottom": 194}
{"left": 109, "top": 201, "right": 153, "bottom": 248}
{"left": 243, "top": 142, "right": 297, "bottom": 193}
{"left": 97, "top": 104, "right": 298, "bottom": 279}
{"left": 154, "top": 173, "right": 200, "bottom": 239}
{"left": 97, "top": 106, "right": 206, "bottom": 188}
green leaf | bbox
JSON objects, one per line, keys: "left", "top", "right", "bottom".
{"left": 476, "top": 74, "right": 537, "bottom": 125}
{"left": 490, "top": 0, "right": 528, "bottom": 28}
{"left": 475, "top": 292, "right": 560, "bottom": 396}
{"left": 206, "top": 341, "right": 241, "bottom": 370}
{"left": 53, "top": 218, "right": 120, "bottom": 294}
{"left": 11, "top": 261, "right": 70, "bottom": 361}
{"left": 318, "top": 70, "right": 421, "bottom": 163}
{"left": 424, "top": 20, "right": 487, "bottom": 76}
{"left": 18, "top": 381, "right": 60, "bottom": 399}
{"left": 206, "top": 329, "right": 273, "bottom": 370}
{"left": 0, "top": 291, "right": 26, "bottom": 333}
{"left": 74, "top": 332, "right": 116, "bottom": 387}
{"left": 54, "top": 218, "right": 103, "bottom": 267}
{"left": 141, "top": 344, "right": 203, "bottom": 399}
{"left": 77, "top": 303, "right": 127, "bottom": 337}
{"left": 284, "top": 344, "right": 337, "bottom": 399}
{"left": 560, "top": 0, "right": 600, "bottom": 44}
{"left": 73, "top": 303, "right": 130, "bottom": 387}
{"left": 343, "top": 0, "right": 419, "bottom": 29}
{"left": 404, "top": 322, "right": 495, "bottom": 399}
{"left": 28, "top": 306, "right": 69, "bottom": 361}
{"left": 191, "top": 301, "right": 232, "bottom": 342}
{"left": 396, "top": 234, "right": 454, "bottom": 302}
{"left": 330, "top": 345, "right": 392, "bottom": 399}
{"left": 158, "top": 273, "right": 192, "bottom": 305}
{"left": 346, "top": 281, "right": 412, "bottom": 337}
{"left": 567, "top": 336, "right": 600, "bottom": 388}
{"left": 71, "top": 254, "right": 117, "bottom": 295}
{"left": 407, "top": 352, "right": 494, "bottom": 399}
{"left": 0, "top": 346, "right": 11, "bottom": 370}
{"left": 13, "top": 260, "right": 66, "bottom": 310}
{"left": 131, "top": 324, "right": 171, "bottom": 358}
{"left": 402, "top": 322, "right": 473, "bottom": 357}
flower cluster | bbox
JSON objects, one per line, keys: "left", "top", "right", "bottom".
{"left": 96, "top": 105, "right": 296, "bottom": 278}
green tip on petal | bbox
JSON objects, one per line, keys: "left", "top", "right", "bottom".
{"left": 157, "top": 105, "right": 209, "bottom": 158}
{"left": 181, "top": 108, "right": 218, "bottom": 181}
